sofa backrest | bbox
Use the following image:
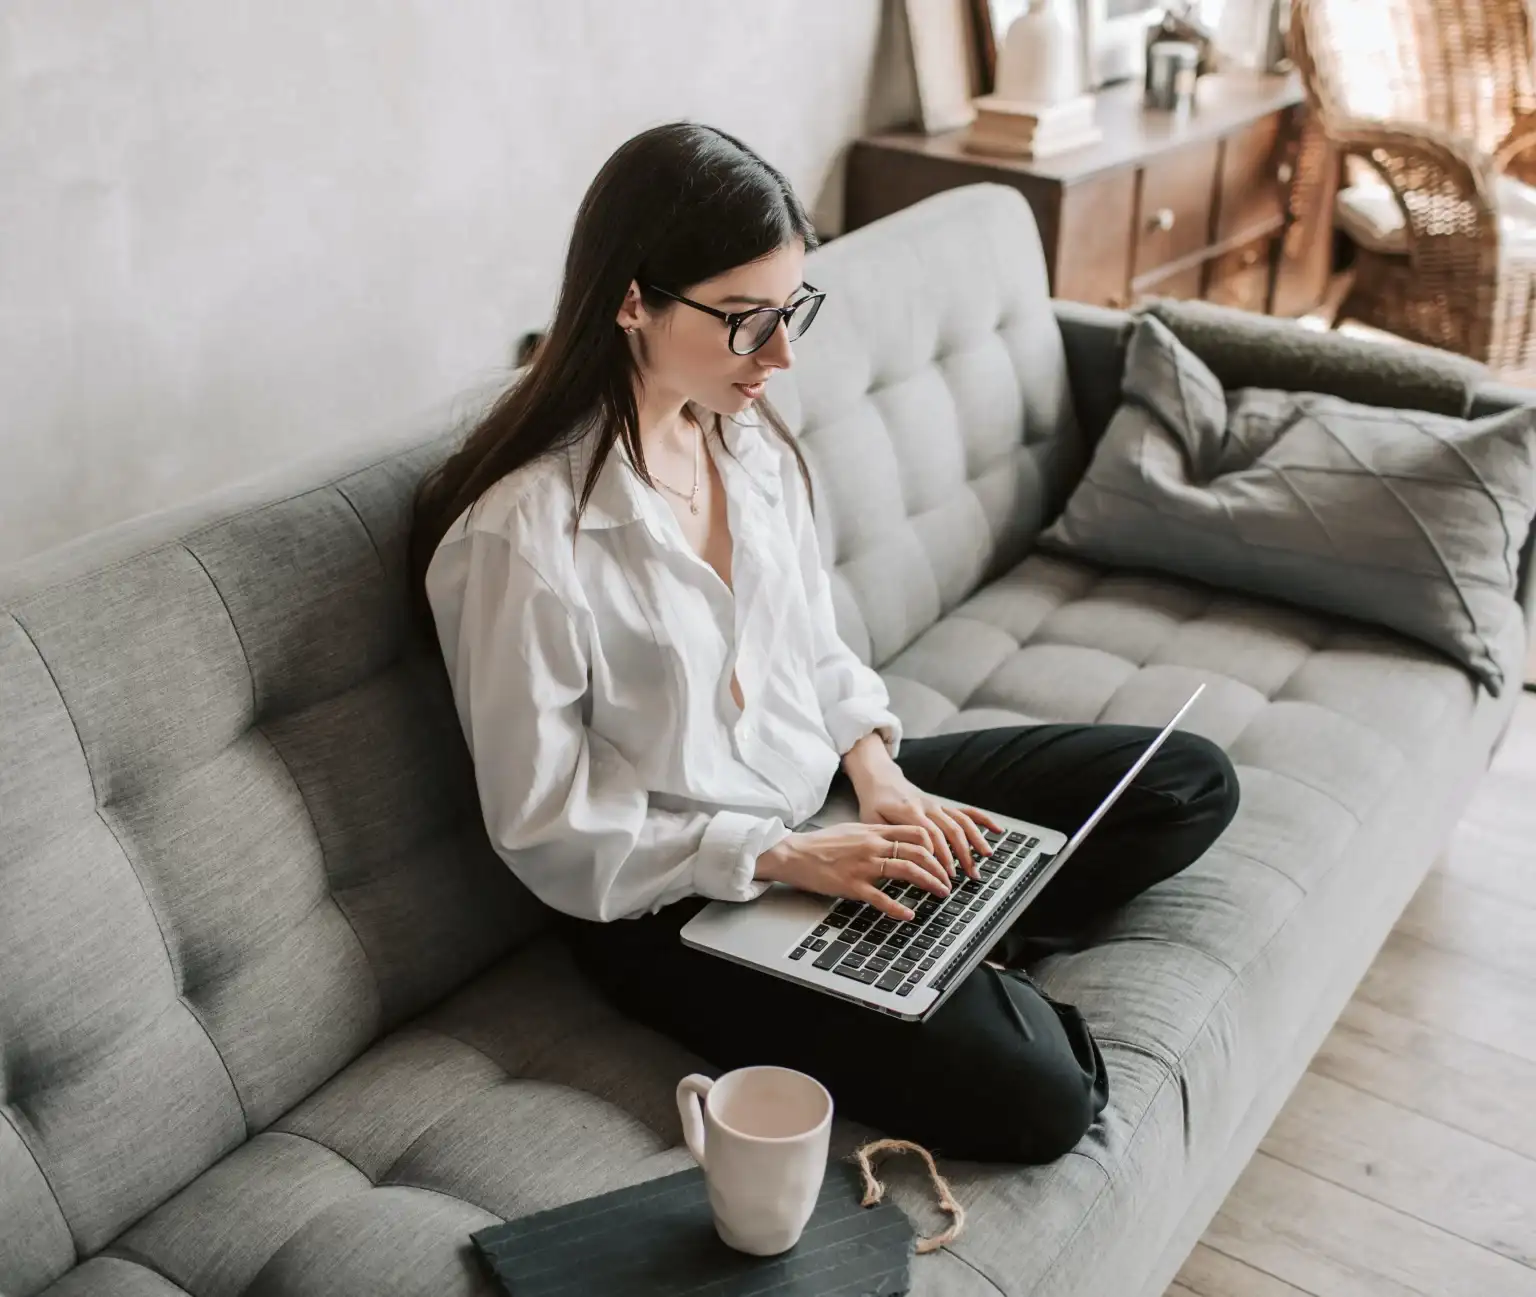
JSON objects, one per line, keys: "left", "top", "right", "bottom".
{"left": 0, "top": 181, "right": 1084, "bottom": 1292}
{"left": 0, "top": 422, "right": 539, "bottom": 1292}
{"left": 781, "top": 183, "right": 1086, "bottom": 671}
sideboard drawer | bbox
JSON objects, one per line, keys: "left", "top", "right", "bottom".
{"left": 1133, "top": 140, "right": 1221, "bottom": 280}
{"left": 1217, "top": 114, "right": 1290, "bottom": 242}
{"left": 1055, "top": 170, "right": 1137, "bottom": 306}
{"left": 1136, "top": 261, "right": 1207, "bottom": 304}
{"left": 1205, "top": 237, "right": 1274, "bottom": 312}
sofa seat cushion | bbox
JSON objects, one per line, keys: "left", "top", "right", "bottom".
{"left": 882, "top": 548, "right": 1503, "bottom": 1080}
{"left": 48, "top": 941, "right": 688, "bottom": 1297}
{"left": 870, "top": 549, "right": 1517, "bottom": 1292}
{"left": 62, "top": 939, "right": 1007, "bottom": 1297}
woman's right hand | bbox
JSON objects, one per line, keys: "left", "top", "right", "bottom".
{"left": 754, "top": 823, "right": 951, "bottom": 921}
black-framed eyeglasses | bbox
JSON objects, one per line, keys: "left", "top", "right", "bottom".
{"left": 642, "top": 281, "right": 825, "bottom": 355}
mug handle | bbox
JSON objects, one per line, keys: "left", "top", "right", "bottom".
{"left": 676, "top": 1073, "right": 714, "bottom": 1169}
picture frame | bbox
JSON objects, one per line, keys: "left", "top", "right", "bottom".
{"left": 903, "top": 0, "right": 989, "bottom": 132}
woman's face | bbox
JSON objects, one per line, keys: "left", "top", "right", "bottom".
{"left": 618, "top": 242, "right": 807, "bottom": 417}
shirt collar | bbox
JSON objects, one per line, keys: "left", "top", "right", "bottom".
{"left": 565, "top": 405, "right": 782, "bottom": 531}
{"left": 718, "top": 412, "right": 784, "bottom": 507}
{"left": 565, "top": 419, "right": 642, "bottom": 531}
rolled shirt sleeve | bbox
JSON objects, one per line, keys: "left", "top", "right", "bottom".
{"left": 426, "top": 527, "right": 789, "bottom": 922}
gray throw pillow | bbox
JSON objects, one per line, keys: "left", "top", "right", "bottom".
{"left": 1040, "top": 316, "right": 1536, "bottom": 695}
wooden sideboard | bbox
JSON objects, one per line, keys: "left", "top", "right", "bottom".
{"left": 846, "top": 73, "right": 1336, "bottom": 318}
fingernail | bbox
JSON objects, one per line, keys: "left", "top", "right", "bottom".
{"left": 902, "top": 908, "right": 915, "bottom": 921}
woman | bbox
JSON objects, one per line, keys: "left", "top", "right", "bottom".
{"left": 410, "top": 123, "right": 1239, "bottom": 1164}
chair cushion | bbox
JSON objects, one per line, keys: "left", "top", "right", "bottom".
{"left": 1336, "top": 173, "right": 1536, "bottom": 257}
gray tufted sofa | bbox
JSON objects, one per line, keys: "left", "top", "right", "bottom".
{"left": 2, "top": 184, "right": 1531, "bottom": 1297}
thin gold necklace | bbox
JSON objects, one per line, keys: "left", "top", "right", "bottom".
{"left": 651, "top": 421, "right": 702, "bottom": 515}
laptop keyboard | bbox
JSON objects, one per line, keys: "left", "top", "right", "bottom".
{"left": 786, "top": 828, "right": 1040, "bottom": 997}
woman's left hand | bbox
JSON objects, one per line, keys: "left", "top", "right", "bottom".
{"left": 855, "top": 771, "right": 1003, "bottom": 881}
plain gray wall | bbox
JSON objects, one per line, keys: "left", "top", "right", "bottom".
{"left": 1, "top": 0, "right": 917, "bottom": 566}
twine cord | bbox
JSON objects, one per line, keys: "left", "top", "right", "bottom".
{"left": 851, "top": 1138, "right": 965, "bottom": 1254}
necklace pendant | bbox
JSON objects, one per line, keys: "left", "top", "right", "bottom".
{"left": 690, "top": 498, "right": 700, "bottom": 515}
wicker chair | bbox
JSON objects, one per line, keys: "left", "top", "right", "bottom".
{"left": 1291, "top": 0, "right": 1536, "bottom": 371}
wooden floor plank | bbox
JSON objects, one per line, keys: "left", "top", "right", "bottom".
{"left": 1259, "top": 1072, "right": 1536, "bottom": 1266}
{"left": 1159, "top": 694, "right": 1536, "bottom": 1297}
{"left": 1436, "top": 697, "right": 1536, "bottom": 905}
{"left": 1208, "top": 1153, "right": 1536, "bottom": 1297}
{"left": 1354, "top": 930, "right": 1536, "bottom": 1066}
{"left": 1310, "top": 998, "right": 1536, "bottom": 1162}
{"left": 1440, "top": 815, "right": 1536, "bottom": 910}
{"left": 1395, "top": 871, "right": 1536, "bottom": 983}
{"left": 1174, "top": 1242, "right": 1319, "bottom": 1296}
{"left": 1489, "top": 695, "right": 1536, "bottom": 771}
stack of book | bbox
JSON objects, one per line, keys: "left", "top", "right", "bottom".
{"left": 962, "top": 93, "right": 1102, "bottom": 159}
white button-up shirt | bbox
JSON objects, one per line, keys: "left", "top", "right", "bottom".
{"left": 424, "top": 409, "right": 903, "bottom": 923}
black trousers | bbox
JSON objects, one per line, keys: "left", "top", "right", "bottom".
{"left": 558, "top": 723, "right": 1240, "bottom": 1165}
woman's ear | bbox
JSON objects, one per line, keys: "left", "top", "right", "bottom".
{"left": 615, "top": 280, "right": 646, "bottom": 332}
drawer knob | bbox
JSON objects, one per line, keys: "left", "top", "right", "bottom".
{"left": 1150, "top": 207, "right": 1176, "bottom": 232}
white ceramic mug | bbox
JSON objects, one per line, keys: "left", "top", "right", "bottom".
{"left": 676, "top": 1065, "right": 833, "bottom": 1255}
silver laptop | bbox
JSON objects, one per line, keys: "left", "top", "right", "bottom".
{"left": 681, "top": 685, "right": 1206, "bottom": 1022}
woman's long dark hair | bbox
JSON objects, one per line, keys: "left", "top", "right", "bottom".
{"left": 408, "top": 122, "right": 819, "bottom": 638}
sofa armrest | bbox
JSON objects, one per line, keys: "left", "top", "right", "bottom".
{"left": 1469, "top": 381, "right": 1536, "bottom": 657}
{"left": 1053, "top": 300, "right": 1131, "bottom": 448}
{"left": 1053, "top": 297, "right": 1484, "bottom": 431}
{"left": 1142, "top": 298, "right": 1483, "bottom": 416}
